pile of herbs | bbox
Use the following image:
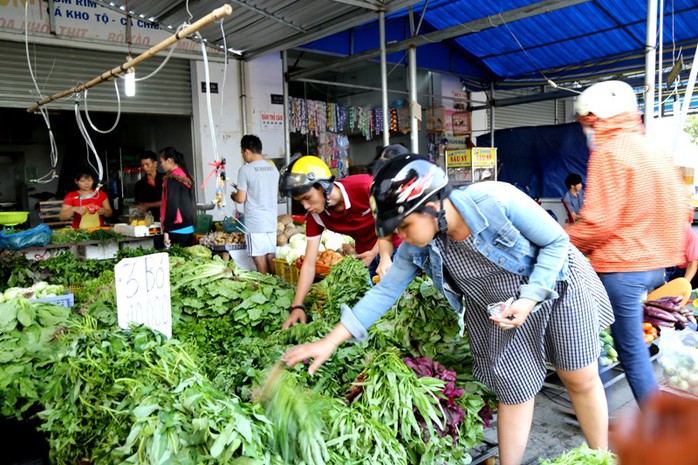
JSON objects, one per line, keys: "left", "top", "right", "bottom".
{"left": 50, "top": 228, "right": 122, "bottom": 245}
{"left": 0, "top": 250, "right": 37, "bottom": 291}
{"left": 39, "top": 320, "right": 277, "bottom": 465}
{"left": 0, "top": 249, "right": 494, "bottom": 464}
{"left": 0, "top": 299, "right": 72, "bottom": 418}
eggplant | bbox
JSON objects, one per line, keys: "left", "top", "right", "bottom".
{"left": 644, "top": 299, "right": 682, "bottom": 312}
{"left": 651, "top": 295, "right": 684, "bottom": 305}
{"left": 643, "top": 316, "right": 675, "bottom": 328}
{"left": 643, "top": 305, "right": 678, "bottom": 322}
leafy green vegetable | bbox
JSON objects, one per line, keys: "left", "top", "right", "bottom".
{"left": 539, "top": 443, "right": 618, "bottom": 464}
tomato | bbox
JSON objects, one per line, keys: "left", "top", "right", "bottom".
{"left": 642, "top": 322, "right": 654, "bottom": 332}
{"left": 644, "top": 333, "right": 654, "bottom": 344}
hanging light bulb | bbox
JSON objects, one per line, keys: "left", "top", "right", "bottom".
{"left": 124, "top": 67, "right": 136, "bottom": 97}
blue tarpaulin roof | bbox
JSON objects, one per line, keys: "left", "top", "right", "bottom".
{"left": 298, "top": 0, "right": 698, "bottom": 90}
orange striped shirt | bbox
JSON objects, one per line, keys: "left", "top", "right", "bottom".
{"left": 567, "top": 112, "right": 688, "bottom": 273}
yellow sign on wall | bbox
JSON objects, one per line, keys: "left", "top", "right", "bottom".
{"left": 445, "top": 149, "right": 471, "bottom": 168}
{"left": 472, "top": 147, "right": 497, "bottom": 168}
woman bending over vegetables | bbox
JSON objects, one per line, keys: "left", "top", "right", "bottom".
{"left": 284, "top": 155, "right": 614, "bottom": 465}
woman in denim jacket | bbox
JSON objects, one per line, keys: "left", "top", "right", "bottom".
{"left": 285, "top": 155, "right": 614, "bottom": 464}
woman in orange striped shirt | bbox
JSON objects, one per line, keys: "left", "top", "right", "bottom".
{"left": 567, "top": 80, "right": 688, "bottom": 405}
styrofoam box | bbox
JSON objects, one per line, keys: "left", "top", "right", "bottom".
{"left": 76, "top": 242, "right": 119, "bottom": 260}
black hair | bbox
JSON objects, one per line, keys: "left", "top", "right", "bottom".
{"left": 241, "top": 135, "right": 263, "bottom": 154}
{"left": 140, "top": 150, "right": 158, "bottom": 162}
{"left": 74, "top": 169, "right": 96, "bottom": 182}
{"left": 369, "top": 143, "right": 409, "bottom": 176}
{"left": 158, "top": 146, "right": 193, "bottom": 180}
{"left": 564, "top": 173, "right": 583, "bottom": 189}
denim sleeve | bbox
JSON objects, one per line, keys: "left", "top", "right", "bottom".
{"left": 501, "top": 184, "right": 568, "bottom": 303}
{"left": 340, "top": 244, "right": 420, "bottom": 341}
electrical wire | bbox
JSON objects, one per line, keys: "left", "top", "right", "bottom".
{"left": 496, "top": 12, "right": 582, "bottom": 95}
{"left": 74, "top": 94, "right": 105, "bottom": 198}
{"left": 24, "top": 2, "right": 58, "bottom": 183}
{"left": 199, "top": 35, "right": 220, "bottom": 163}
{"left": 134, "top": 23, "right": 186, "bottom": 82}
{"left": 83, "top": 80, "right": 122, "bottom": 133}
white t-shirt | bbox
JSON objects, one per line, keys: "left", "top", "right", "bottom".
{"left": 237, "top": 159, "right": 279, "bottom": 233}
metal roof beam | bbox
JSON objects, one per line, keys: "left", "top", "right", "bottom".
{"left": 228, "top": 0, "right": 306, "bottom": 33}
{"left": 329, "top": 0, "right": 381, "bottom": 10}
{"left": 244, "top": 0, "right": 420, "bottom": 59}
{"left": 287, "top": 0, "right": 594, "bottom": 80}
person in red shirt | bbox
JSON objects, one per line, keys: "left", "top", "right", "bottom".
{"left": 59, "top": 170, "right": 112, "bottom": 229}
{"left": 279, "top": 155, "right": 399, "bottom": 329}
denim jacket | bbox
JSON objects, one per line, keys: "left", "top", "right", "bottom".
{"left": 341, "top": 181, "right": 570, "bottom": 341}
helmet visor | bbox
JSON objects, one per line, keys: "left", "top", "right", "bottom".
{"left": 279, "top": 172, "right": 316, "bottom": 197}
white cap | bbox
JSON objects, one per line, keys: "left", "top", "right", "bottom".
{"left": 575, "top": 80, "right": 638, "bottom": 119}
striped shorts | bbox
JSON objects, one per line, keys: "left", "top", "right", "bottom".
{"left": 439, "top": 236, "right": 614, "bottom": 404}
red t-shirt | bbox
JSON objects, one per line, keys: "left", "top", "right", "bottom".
{"left": 305, "top": 174, "right": 400, "bottom": 254}
{"left": 62, "top": 190, "right": 108, "bottom": 229}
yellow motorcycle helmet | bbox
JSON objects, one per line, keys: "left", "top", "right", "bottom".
{"left": 279, "top": 154, "right": 335, "bottom": 200}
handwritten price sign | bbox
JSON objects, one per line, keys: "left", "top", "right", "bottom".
{"left": 115, "top": 253, "right": 171, "bottom": 339}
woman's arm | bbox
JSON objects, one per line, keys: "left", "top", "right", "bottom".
{"left": 500, "top": 184, "right": 569, "bottom": 302}
{"left": 59, "top": 203, "right": 81, "bottom": 221}
{"left": 99, "top": 196, "right": 113, "bottom": 218}
{"left": 376, "top": 236, "right": 394, "bottom": 277}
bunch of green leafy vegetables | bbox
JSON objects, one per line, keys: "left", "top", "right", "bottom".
{"left": 317, "top": 257, "right": 371, "bottom": 320}
{"left": 370, "top": 275, "right": 475, "bottom": 374}
{"left": 539, "top": 443, "right": 617, "bottom": 465}
{"left": 254, "top": 363, "right": 331, "bottom": 465}
{"left": 170, "top": 256, "right": 294, "bottom": 337}
{"left": 31, "top": 252, "right": 116, "bottom": 286}
{"left": 0, "top": 250, "right": 37, "bottom": 291}
{"left": 0, "top": 299, "right": 72, "bottom": 418}
{"left": 50, "top": 228, "right": 122, "bottom": 245}
{"left": 39, "top": 320, "right": 278, "bottom": 465}
{"left": 346, "top": 349, "right": 451, "bottom": 464}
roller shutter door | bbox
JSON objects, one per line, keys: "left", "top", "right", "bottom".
{"left": 0, "top": 40, "right": 191, "bottom": 115}
{"left": 492, "top": 89, "right": 567, "bottom": 129}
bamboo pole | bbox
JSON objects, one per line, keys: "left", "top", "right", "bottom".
{"left": 26, "top": 4, "right": 233, "bottom": 113}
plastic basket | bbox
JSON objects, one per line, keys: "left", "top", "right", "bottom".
{"left": 273, "top": 258, "right": 299, "bottom": 284}
{"left": 30, "top": 292, "right": 75, "bottom": 308}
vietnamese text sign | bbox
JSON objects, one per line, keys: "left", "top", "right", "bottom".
{"left": 472, "top": 147, "right": 497, "bottom": 168}
{"left": 260, "top": 112, "right": 283, "bottom": 131}
{"left": 446, "top": 149, "right": 471, "bottom": 168}
{"left": 115, "top": 252, "right": 171, "bottom": 338}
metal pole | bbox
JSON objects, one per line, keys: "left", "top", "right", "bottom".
{"left": 379, "top": 10, "right": 389, "bottom": 147}
{"left": 239, "top": 60, "right": 248, "bottom": 134}
{"left": 489, "top": 83, "right": 496, "bottom": 147}
{"left": 27, "top": 4, "right": 233, "bottom": 113}
{"left": 408, "top": 44, "right": 418, "bottom": 152}
{"left": 282, "top": 50, "right": 290, "bottom": 163}
{"left": 657, "top": 0, "right": 664, "bottom": 118}
{"left": 644, "top": 0, "right": 657, "bottom": 135}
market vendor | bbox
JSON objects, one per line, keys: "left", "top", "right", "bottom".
{"left": 279, "top": 155, "right": 399, "bottom": 329}
{"left": 59, "top": 169, "right": 112, "bottom": 229}
{"left": 284, "top": 155, "right": 614, "bottom": 465}
{"left": 134, "top": 150, "right": 163, "bottom": 218}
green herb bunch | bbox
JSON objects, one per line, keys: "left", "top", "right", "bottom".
{"left": 0, "top": 299, "right": 72, "bottom": 418}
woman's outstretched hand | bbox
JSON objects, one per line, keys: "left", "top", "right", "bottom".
{"left": 283, "top": 338, "right": 337, "bottom": 375}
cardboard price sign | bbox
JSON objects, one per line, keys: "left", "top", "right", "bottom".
{"left": 115, "top": 253, "right": 171, "bottom": 339}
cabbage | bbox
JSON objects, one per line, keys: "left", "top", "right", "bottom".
{"left": 185, "top": 245, "right": 213, "bottom": 259}
{"left": 321, "top": 230, "right": 344, "bottom": 251}
{"left": 3, "top": 288, "right": 24, "bottom": 300}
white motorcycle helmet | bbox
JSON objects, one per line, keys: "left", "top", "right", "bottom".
{"left": 575, "top": 80, "right": 638, "bottom": 119}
